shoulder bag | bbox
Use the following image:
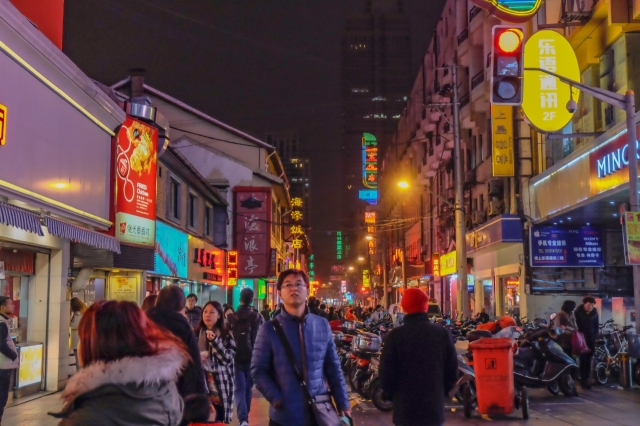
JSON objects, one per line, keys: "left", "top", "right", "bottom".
{"left": 571, "top": 330, "right": 591, "bottom": 356}
{"left": 271, "top": 318, "right": 352, "bottom": 426}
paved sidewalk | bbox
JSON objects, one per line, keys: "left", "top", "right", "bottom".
{"left": 4, "top": 383, "right": 640, "bottom": 425}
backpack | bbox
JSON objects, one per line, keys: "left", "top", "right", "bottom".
{"left": 233, "top": 311, "right": 259, "bottom": 364}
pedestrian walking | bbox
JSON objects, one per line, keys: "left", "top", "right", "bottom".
{"left": 270, "top": 303, "right": 283, "bottom": 319}
{"left": 141, "top": 294, "right": 157, "bottom": 312}
{"left": 146, "top": 285, "right": 207, "bottom": 397}
{"left": 338, "top": 308, "right": 345, "bottom": 320}
{"left": 380, "top": 288, "right": 457, "bottom": 426}
{"left": 260, "top": 302, "right": 271, "bottom": 322}
{"left": 197, "top": 301, "right": 236, "bottom": 424}
{"left": 370, "top": 304, "right": 385, "bottom": 322}
{"left": 252, "top": 269, "right": 350, "bottom": 426}
{"left": 186, "top": 293, "right": 203, "bottom": 330}
{"left": 69, "top": 297, "right": 87, "bottom": 371}
{"left": 327, "top": 306, "right": 339, "bottom": 321}
{"left": 0, "top": 297, "right": 18, "bottom": 424}
{"left": 50, "top": 300, "right": 188, "bottom": 425}
{"left": 476, "top": 308, "right": 490, "bottom": 323}
{"left": 345, "top": 307, "right": 357, "bottom": 321}
{"left": 354, "top": 303, "right": 363, "bottom": 320}
{"left": 575, "top": 296, "right": 599, "bottom": 388}
{"left": 227, "top": 288, "right": 263, "bottom": 426}
{"left": 307, "top": 296, "right": 325, "bottom": 318}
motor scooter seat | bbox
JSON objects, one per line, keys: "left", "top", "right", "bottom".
{"left": 467, "top": 329, "right": 492, "bottom": 342}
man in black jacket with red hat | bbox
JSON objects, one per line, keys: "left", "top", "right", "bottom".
{"left": 380, "top": 288, "right": 457, "bottom": 426}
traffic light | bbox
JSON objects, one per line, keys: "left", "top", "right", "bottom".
{"left": 490, "top": 26, "right": 525, "bottom": 105}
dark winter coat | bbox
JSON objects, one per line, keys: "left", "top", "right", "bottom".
{"left": 227, "top": 304, "right": 264, "bottom": 363}
{"left": 51, "top": 346, "right": 187, "bottom": 425}
{"left": 575, "top": 304, "right": 599, "bottom": 345}
{"left": 185, "top": 306, "right": 203, "bottom": 330}
{"left": 380, "top": 312, "right": 458, "bottom": 426}
{"left": 146, "top": 307, "right": 207, "bottom": 397}
{"left": 309, "top": 304, "right": 326, "bottom": 318}
{"left": 251, "top": 307, "right": 349, "bottom": 426}
{"left": 260, "top": 308, "right": 271, "bottom": 322}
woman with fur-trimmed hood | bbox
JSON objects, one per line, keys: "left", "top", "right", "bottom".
{"left": 50, "top": 300, "right": 189, "bottom": 426}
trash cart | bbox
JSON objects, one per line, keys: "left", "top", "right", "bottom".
{"left": 467, "top": 337, "right": 529, "bottom": 420}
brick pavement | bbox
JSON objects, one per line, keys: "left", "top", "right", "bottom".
{"left": 3, "top": 383, "right": 640, "bottom": 425}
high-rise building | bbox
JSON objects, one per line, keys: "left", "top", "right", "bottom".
{"left": 341, "top": 0, "right": 412, "bottom": 255}
{"left": 265, "top": 130, "right": 311, "bottom": 227}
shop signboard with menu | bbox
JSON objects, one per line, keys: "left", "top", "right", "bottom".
{"left": 108, "top": 276, "right": 139, "bottom": 302}
{"left": 624, "top": 212, "right": 640, "bottom": 264}
{"left": 152, "top": 221, "right": 188, "bottom": 278}
{"left": 17, "top": 343, "right": 43, "bottom": 388}
{"left": 234, "top": 188, "right": 271, "bottom": 278}
{"left": 115, "top": 117, "right": 158, "bottom": 246}
{"left": 530, "top": 226, "right": 603, "bottom": 267}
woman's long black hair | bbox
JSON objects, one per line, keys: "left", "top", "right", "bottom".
{"left": 197, "top": 301, "right": 231, "bottom": 341}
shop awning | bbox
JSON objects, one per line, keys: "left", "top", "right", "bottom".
{"left": 0, "top": 202, "right": 44, "bottom": 236}
{"left": 45, "top": 217, "right": 120, "bottom": 253}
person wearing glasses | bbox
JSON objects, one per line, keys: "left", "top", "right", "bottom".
{"left": 251, "top": 269, "right": 350, "bottom": 426}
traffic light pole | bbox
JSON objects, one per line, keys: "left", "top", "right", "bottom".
{"left": 452, "top": 65, "right": 470, "bottom": 319}
{"left": 525, "top": 67, "right": 640, "bottom": 325}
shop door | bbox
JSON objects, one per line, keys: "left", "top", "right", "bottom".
{"left": 482, "top": 279, "right": 495, "bottom": 318}
{"left": 502, "top": 277, "right": 520, "bottom": 318}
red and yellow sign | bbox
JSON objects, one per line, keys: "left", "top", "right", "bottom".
{"left": 227, "top": 250, "right": 238, "bottom": 286}
{"left": 505, "top": 278, "right": 519, "bottom": 289}
{"left": 364, "top": 212, "right": 376, "bottom": 224}
{"left": 115, "top": 117, "right": 158, "bottom": 246}
{"left": 0, "top": 103, "right": 6, "bottom": 146}
{"left": 432, "top": 253, "right": 440, "bottom": 277}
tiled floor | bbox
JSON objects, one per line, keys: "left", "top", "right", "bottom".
{"left": 2, "top": 383, "right": 640, "bottom": 425}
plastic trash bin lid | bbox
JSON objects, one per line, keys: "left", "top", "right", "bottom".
{"left": 469, "top": 337, "right": 514, "bottom": 349}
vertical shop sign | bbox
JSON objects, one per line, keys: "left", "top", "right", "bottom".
{"left": 234, "top": 188, "right": 271, "bottom": 278}
{"left": 624, "top": 212, "right": 640, "bottom": 264}
{"left": 491, "top": 105, "right": 515, "bottom": 176}
{"left": 336, "top": 231, "right": 343, "bottom": 259}
{"left": 363, "top": 270, "right": 371, "bottom": 288}
{"left": 431, "top": 254, "right": 440, "bottom": 277}
{"left": 439, "top": 251, "right": 456, "bottom": 276}
{"left": 227, "top": 250, "right": 238, "bottom": 286}
{"left": 115, "top": 117, "right": 158, "bottom": 246}
{"left": 0, "top": 103, "right": 7, "bottom": 146}
{"left": 362, "top": 133, "right": 378, "bottom": 190}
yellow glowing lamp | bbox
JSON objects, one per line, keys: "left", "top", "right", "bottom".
{"left": 498, "top": 29, "right": 522, "bottom": 53}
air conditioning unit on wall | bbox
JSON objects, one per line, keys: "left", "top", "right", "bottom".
{"left": 488, "top": 200, "right": 503, "bottom": 217}
{"left": 473, "top": 210, "right": 487, "bottom": 224}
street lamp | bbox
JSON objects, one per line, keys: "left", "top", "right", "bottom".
{"left": 348, "top": 266, "right": 354, "bottom": 271}
{"left": 358, "top": 256, "right": 365, "bottom": 261}
{"left": 365, "top": 235, "right": 373, "bottom": 241}
{"left": 398, "top": 181, "right": 410, "bottom": 189}
{"left": 525, "top": 67, "right": 640, "bottom": 320}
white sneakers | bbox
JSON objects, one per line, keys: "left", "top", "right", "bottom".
{"left": 239, "top": 422, "right": 249, "bottom": 426}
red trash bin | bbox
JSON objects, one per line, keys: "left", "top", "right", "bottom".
{"left": 469, "top": 337, "right": 515, "bottom": 415}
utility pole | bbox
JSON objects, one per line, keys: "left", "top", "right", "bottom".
{"left": 401, "top": 204, "right": 407, "bottom": 290}
{"left": 452, "top": 65, "right": 470, "bottom": 318}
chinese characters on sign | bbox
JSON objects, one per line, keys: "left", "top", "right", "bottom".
{"left": 0, "top": 103, "right": 7, "bottom": 146}
{"left": 432, "top": 253, "right": 440, "bottom": 277}
{"left": 336, "top": 231, "right": 343, "bottom": 260}
{"left": 439, "top": 251, "right": 456, "bottom": 276}
{"left": 363, "top": 270, "right": 371, "bottom": 288}
{"left": 362, "top": 133, "right": 378, "bottom": 191}
{"left": 115, "top": 117, "right": 158, "bottom": 246}
{"left": 227, "top": 251, "right": 238, "bottom": 285}
{"left": 365, "top": 212, "right": 376, "bottom": 254}
{"left": 624, "top": 212, "right": 640, "bottom": 265}
{"left": 234, "top": 189, "right": 271, "bottom": 278}
{"left": 491, "top": 105, "right": 514, "bottom": 177}
{"left": 530, "top": 226, "right": 603, "bottom": 267}
{"left": 523, "top": 30, "right": 580, "bottom": 133}
{"left": 292, "top": 197, "right": 303, "bottom": 207}
{"left": 291, "top": 210, "right": 303, "bottom": 221}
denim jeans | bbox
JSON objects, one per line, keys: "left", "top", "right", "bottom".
{"left": 235, "top": 363, "right": 253, "bottom": 423}
{"left": 0, "top": 369, "right": 13, "bottom": 421}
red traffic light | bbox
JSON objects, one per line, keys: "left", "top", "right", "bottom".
{"left": 497, "top": 29, "right": 523, "bottom": 53}
{"left": 361, "top": 287, "right": 366, "bottom": 292}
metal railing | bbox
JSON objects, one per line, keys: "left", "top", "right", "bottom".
{"left": 457, "top": 28, "right": 469, "bottom": 46}
{"left": 471, "top": 70, "right": 484, "bottom": 89}
{"left": 460, "top": 93, "right": 470, "bottom": 108}
{"left": 470, "top": 6, "right": 482, "bottom": 21}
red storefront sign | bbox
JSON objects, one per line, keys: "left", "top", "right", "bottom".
{"left": 115, "top": 117, "right": 158, "bottom": 246}
{"left": 234, "top": 188, "right": 271, "bottom": 278}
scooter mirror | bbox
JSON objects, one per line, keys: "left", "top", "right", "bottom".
{"left": 550, "top": 313, "right": 557, "bottom": 321}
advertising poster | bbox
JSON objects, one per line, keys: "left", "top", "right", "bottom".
{"left": 234, "top": 188, "right": 271, "bottom": 278}
{"left": 439, "top": 251, "right": 456, "bottom": 276}
{"left": 18, "top": 344, "right": 43, "bottom": 388}
{"left": 153, "top": 221, "right": 188, "bottom": 278}
{"left": 115, "top": 117, "right": 158, "bottom": 246}
{"left": 109, "top": 276, "right": 139, "bottom": 302}
{"left": 530, "top": 226, "right": 603, "bottom": 267}
{"left": 491, "top": 105, "right": 514, "bottom": 177}
{"left": 624, "top": 212, "right": 640, "bottom": 265}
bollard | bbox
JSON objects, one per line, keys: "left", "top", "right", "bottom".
{"left": 619, "top": 353, "right": 633, "bottom": 389}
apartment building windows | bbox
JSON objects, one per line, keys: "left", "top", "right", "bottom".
{"left": 188, "top": 192, "right": 198, "bottom": 229}
{"left": 204, "top": 204, "right": 213, "bottom": 237}
{"left": 169, "top": 177, "right": 181, "bottom": 221}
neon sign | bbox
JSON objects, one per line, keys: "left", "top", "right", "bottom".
{"left": 336, "top": 231, "right": 343, "bottom": 260}
{"left": 595, "top": 143, "right": 639, "bottom": 178}
{"left": 362, "top": 133, "right": 378, "bottom": 189}
{"left": 358, "top": 189, "right": 378, "bottom": 204}
{"left": 227, "top": 250, "right": 238, "bottom": 286}
{"left": 471, "top": 0, "right": 542, "bottom": 24}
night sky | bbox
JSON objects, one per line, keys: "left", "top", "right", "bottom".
{"left": 63, "top": 0, "right": 445, "bottom": 280}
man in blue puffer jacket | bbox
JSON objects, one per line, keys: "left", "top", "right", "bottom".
{"left": 251, "top": 269, "right": 350, "bottom": 426}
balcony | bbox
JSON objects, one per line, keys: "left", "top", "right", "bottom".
{"left": 471, "top": 70, "right": 484, "bottom": 90}
{"left": 457, "top": 28, "right": 469, "bottom": 46}
{"left": 470, "top": 6, "right": 482, "bottom": 21}
{"left": 459, "top": 92, "right": 470, "bottom": 108}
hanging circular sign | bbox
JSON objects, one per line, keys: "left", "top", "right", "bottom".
{"left": 522, "top": 30, "right": 581, "bottom": 133}
{"left": 471, "top": 0, "right": 542, "bottom": 24}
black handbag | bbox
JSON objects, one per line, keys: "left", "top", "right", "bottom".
{"left": 272, "top": 318, "right": 352, "bottom": 426}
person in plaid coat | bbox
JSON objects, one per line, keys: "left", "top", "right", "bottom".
{"left": 197, "top": 301, "right": 236, "bottom": 424}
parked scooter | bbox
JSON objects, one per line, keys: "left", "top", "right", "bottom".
{"left": 513, "top": 327, "right": 578, "bottom": 396}
{"left": 362, "top": 355, "right": 393, "bottom": 412}
{"left": 349, "top": 332, "right": 382, "bottom": 399}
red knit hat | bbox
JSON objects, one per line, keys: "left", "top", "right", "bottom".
{"left": 401, "top": 288, "right": 430, "bottom": 314}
